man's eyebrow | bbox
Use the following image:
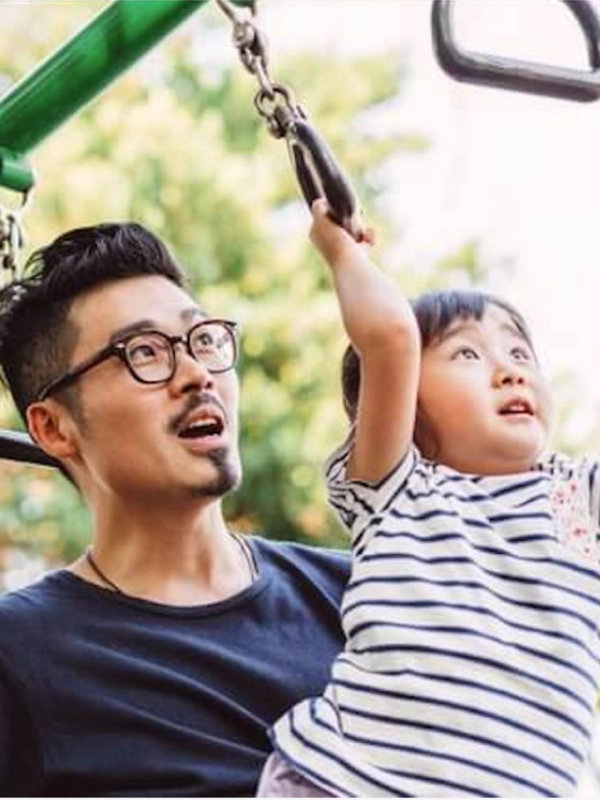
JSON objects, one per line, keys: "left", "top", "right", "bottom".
{"left": 109, "top": 308, "right": 206, "bottom": 343}
{"left": 109, "top": 320, "right": 157, "bottom": 343}
{"left": 181, "top": 307, "right": 206, "bottom": 325}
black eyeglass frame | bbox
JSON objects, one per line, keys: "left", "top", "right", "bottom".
{"left": 35, "top": 319, "right": 240, "bottom": 403}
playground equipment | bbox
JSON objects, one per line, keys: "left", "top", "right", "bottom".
{"left": 432, "top": 0, "right": 600, "bottom": 102}
{"left": 1, "top": 0, "right": 600, "bottom": 468}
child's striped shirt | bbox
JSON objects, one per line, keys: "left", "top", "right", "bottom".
{"left": 270, "top": 439, "right": 600, "bottom": 797}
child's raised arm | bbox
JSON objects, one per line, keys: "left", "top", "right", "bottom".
{"left": 310, "top": 200, "right": 420, "bottom": 483}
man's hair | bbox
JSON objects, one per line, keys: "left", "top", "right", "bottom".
{"left": 0, "top": 222, "right": 185, "bottom": 420}
{"left": 341, "top": 289, "right": 534, "bottom": 422}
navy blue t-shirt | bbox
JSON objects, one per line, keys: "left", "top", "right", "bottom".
{"left": 0, "top": 537, "right": 349, "bottom": 797}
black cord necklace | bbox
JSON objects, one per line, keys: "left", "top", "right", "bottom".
{"left": 85, "top": 548, "right": 123, "bottom": 593}
{"left": 84, "top": 531, "right": 258, "bottom": 597}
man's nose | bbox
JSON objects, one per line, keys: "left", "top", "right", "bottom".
{"left": 169, "top": 346, "right": 214, "bottom": 395}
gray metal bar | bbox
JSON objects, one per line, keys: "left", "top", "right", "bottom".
{"left": 432, "top": 0, "right": 600, "bottom": 102}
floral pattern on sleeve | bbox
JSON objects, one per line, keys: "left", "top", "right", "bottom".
{"left": 549, "top": 473, "right": 599, "bottom": 562}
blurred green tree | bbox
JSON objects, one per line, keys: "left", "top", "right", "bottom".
{"left": 0, "top": 2, "right": 434, "bottom": 564}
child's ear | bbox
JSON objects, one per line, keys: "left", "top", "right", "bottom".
{"left": 26, "top": 400, "right": 80, "bottom": 461}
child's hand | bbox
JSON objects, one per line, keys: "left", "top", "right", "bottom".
{"left": 310, "top": 200, "right": 375, "bottom": 269}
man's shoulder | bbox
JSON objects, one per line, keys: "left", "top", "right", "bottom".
{"left": 0, "top": 572, "right": 53, "bottom": 609}
{"left": 0, "top": 573, "right": 71, "bottom": 684}
{"left": 254, "top": 536, "right": 349, "bottom": 569}
{"left": 0, "top": 571, "right": 70, "bottom": 637}
{"left": 252, "top": 537, "right": 350, "bottom": 593}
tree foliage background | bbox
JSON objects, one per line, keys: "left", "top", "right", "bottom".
{"left": 0, "top": 1, "right": 501, "bottom": 574}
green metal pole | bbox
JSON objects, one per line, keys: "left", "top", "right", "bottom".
{"left": 0, "top": 1, "right": 207, "bottom": 157}
{"left": 0, "top": 0, "right": 252, "bottom": 191}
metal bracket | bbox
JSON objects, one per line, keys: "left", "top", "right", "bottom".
{"left": 0, "top": 149, "right": 35, "bottom": 194}
{"left": 253, "top": 85, "right": 361, "bottom": 237}
{"left": 432, "top": 0, "right": 600, "bottom": 102}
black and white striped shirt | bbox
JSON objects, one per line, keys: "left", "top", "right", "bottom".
{"left": 271, "top": 440, "right": 600, "bottom": 797}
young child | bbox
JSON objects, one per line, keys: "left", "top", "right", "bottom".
{"left": 258, "top": 200, "right": 600, "bottom": 797}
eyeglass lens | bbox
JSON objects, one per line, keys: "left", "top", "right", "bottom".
{"left": 124, "top": 322, "right": 235, "bottom": 382}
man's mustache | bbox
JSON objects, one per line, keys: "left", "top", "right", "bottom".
{"left": 168, "top": 392, "right": 229, "bottom": 435}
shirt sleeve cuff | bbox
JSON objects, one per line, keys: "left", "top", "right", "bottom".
{"left": 325, "top": 427, "right": 419, "bottom": 536}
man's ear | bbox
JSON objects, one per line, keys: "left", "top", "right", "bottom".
{"left": 26, "top": 401, "right": 80, "bottom": 460}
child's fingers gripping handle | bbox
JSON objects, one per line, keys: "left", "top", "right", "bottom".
{"left": 310, "top": 200, "right": 375, "bottom": 267}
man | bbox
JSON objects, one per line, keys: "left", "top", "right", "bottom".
{"left": 0, "top": 222, "right": 349, "bottom": 796}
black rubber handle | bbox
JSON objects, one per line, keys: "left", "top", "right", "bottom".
{"left": 432, "top": 0, "right": 600, "bottom": 102}
{"left": 0, "top": 429, "right": 59, "bottom": 468}
{"left": 287, "top": 118, "right": 363, "bottom": 239}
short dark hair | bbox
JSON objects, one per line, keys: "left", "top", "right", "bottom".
{"left": 341, "top": 289, "right": 534, "bottom": 422}
{"left": 0, "top": 222, "right": 185, "bottom": 420}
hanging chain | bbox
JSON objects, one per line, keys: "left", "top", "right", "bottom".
{"left": 215, "top": 0, "right": 269, "bottom": 92}
{"left": 214, "top": 0, "right": 362, "bottom": 238}
{"left": 214, "top": 0, "right": 305, "bottom": 139}
{"left": 0, "top": 201, "right": 26, "bottom": 285}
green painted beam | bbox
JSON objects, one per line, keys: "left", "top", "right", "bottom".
{"left": 0, "top": 0, "right": 252, "bottom": 191}
{"left": 0, "top": 1, "right": 206, "bottom": 158}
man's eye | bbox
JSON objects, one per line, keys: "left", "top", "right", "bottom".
{"left": 129, "top": 342, "right": 162, "bottom": 364}
{"left": 453, "top": 346, "right": 479, "bottom": 360}
{"left": 197, "top": 333, "right": 216, "bottom": 349}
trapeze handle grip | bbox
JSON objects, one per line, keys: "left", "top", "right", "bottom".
{"left": 0, "top": 429, "right": 60, "bottom": 468}
{"left": 432, "top": 0, "right": 600, "bottom": 102}
{"left": 287, "top": 119, "right": 362, "bottom": 240}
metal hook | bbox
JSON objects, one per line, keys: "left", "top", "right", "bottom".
{"left": 254, "top": 84, "right": 361, "bottom": 236}
{"left": 432, "top": 0, "right": 600, "bottom": 102}
{"left": 217, "top": 0, "right": 362, "bottom": 238}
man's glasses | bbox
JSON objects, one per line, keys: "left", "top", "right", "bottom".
{"left": 36, "top": 319, "right": 240, "bottom": 402}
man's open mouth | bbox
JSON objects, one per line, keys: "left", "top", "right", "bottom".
{"left": 177, "top": 412, "right": 225, "bottom": 439}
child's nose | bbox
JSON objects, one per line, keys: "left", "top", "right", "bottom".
{"left": 493, "top": 363, "right": 526, "bottom": 388}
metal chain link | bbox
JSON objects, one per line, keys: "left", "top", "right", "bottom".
{"left": 0, "top": 207, "right": 25, "bottom": 284}
{"left": 214, "top": 0, "right": 302, "bottom": 137}
{"left": 215, "top": 0, "right": 272, "bottom": 93}
{"left": 0, "top": 184, "right": 31, "bottom": 284}
{"left": 214, "top": 0, "right": 361, "bottom": 238}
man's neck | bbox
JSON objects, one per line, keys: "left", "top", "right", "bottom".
{"left": 71, "top": 499, "right": 254, "bottom": 606}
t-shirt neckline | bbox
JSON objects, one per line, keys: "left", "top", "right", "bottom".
{"left": 46, "top": 538, "right": 270, "bottom": 618}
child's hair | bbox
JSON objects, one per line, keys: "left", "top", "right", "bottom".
{"left": 341, "top": 288, "right": 534, "bottom": 426}
{"left": 0, "top": 222, "right": 185, "bottom": 423}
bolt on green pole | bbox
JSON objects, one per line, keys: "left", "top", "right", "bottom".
{"left": 0, "top": 149, "right": 35, "bottom": 195}
{"left": 0, "top": 0, "right": 253, "bottom": 193}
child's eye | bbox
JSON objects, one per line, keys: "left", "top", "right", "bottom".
{"left": 511, "top": 346, "right": 532, "bottom": 363}
{"left": 453, "top": 346, "right": 479, "bottom": 360}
